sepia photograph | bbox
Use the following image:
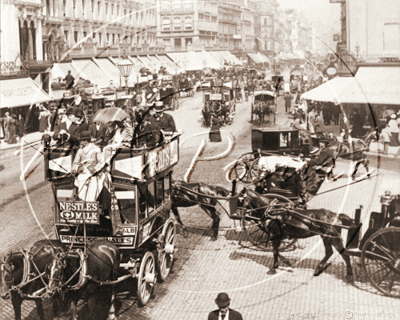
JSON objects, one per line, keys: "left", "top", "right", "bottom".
{"left": 0, "top": 0, "right": 399, "bottom": 319}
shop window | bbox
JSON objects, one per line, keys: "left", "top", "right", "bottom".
{"left": 155, "top": 179, "right": 163, "bottom": 208}
{"left": 174, "top": 38, "right": 181, "bottom": 48}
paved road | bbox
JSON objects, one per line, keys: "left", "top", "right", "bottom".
{"left": 1, "top": 92, "right": 399, "bottom": 319}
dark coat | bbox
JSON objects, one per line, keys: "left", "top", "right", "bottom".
{"left": 150, "top": 112, "right": 176, "bottom": 133}
{"left": 208, "top": 309, "right": 243, "bottom": 320}
{"left": 89, "top": 122, "right": 107, "bottom": 142}
{"left": 136, "top": 121, "right": 161, "bottom": 147}
{"left": 53, "top": 121, "right": 80, "bottom": 145}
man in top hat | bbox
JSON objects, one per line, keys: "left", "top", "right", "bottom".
{"left": 52, "top": 107, "right": 80, "bottom": 146}
{"left": 150, "top": 101, "right": 177, "bottom": 133}
{"left": 208, "top": 292, "right": 243, "bottom": 320}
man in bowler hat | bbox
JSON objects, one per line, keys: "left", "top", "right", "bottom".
{"left": 208, "top": 292, "right": 243, "bottom": 320}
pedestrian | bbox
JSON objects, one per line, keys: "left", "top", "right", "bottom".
{"left": 3, "top": 112, "right": 11, "bottom": 141}
{"left": 39, "top": 105, "right": 50, "bottom": 132}
{"left": 380, "top": 124, "right": 391, "bottom": 155}
{"left": 284, "top": 92, "right": 292, "bottom": 113}
{"left": 208, "top": 292, "right": 243, "bottom": 320}
{"left": 7, "top": 114, "right": 18, "bottom": 144}
{"left": 18, "top": 114, "right": 25, "bottom": 138}
{"left": 63, "top": 70, "right": 75, "bottom": 89}
{"left": 314, "top": 115, "right": 325, "bottom": 138}
{"left": 387, "top": 114, "right": 399, "bottom": 146}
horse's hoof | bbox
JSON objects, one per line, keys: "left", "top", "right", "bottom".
{"left": 267, "top": 269, "right": 277, "bottom": 275}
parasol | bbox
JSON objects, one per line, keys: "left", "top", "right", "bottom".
{"left": 92, "top": 107, "right": 129, "bottom": 123}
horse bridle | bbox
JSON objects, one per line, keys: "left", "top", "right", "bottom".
{"left": 0, "top": 258, "right": 15, "bottom": 287}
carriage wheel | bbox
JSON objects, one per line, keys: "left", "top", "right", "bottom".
{"left": 137, "top": 252, "right": 156, "bottom": 306}
{"left": 233, "top": 152, "right": 257, "bottom": 183}
{"left": 361, "top": 227, "right": 400, "bottom": 297}
{"left": 158, "top": 221, "right": 175, "bottom": 282}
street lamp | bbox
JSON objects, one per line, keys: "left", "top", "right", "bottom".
{"left": 117, "top": 60, "right": 133, "bottom": 89}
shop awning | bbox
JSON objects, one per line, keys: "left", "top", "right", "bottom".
{"left": 167, "top": 52, "right": 204, "bottom": 71}
{"left": 199, "top": 51, "right": 222, "bottom": 69}
{"left": 256, "top": 52, "right": 271, "bottom": 64}
{"left": 50, "top": 63, "right": 79, "bottom": 81}
{"left": 301, "top": 77, "right": 356, "bottom": 103}
{"left": 93, "top": 58, "right": 121, "bottom": 85}
{"left": 1, "top": 77, "right": 52, "bottom": 108}
{"left": 247, "top": 53, "right": 263, "bottom": 64}
{"left": 337, "top": 66, "right": 400, "bottom": 105}
{"left": 71, "top": 59, "right": 111, "bottom": 89}
{"left": 156, "top": 54, "right": 184, "bottom": 74}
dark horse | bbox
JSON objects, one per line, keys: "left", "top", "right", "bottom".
{"left": 239, "top": 188, "right": 355, "bottom": 282}
{"left": 171, "top": 180, "right": 231, "bottom": 241}
{"left": 47, "top": 239, "right": 120, "bottom": 320}
{"left": 0, "top": 239, "right": 67, "bottom": 320}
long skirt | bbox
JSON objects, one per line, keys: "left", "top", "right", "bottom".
{"left": 389, "top": 133, "right": 399, "bottom": 146}
{"left": 75, "top": 173, "right": 105, "bottom": 202}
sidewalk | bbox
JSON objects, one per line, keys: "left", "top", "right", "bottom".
{"left": 0, "top": 131, "right": 44, "bottom": 151}
{"left": 273, "top": 96, "right": 400, "bottom": 158}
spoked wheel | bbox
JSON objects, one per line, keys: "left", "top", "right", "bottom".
{"left": 249, "top": 153, "right": 271, "bottom": 183}
{"left": 361, "top": 227, "right": 400, "bottom": 297}
{"left": 158, "top": 220, "right": 175, "bottom": 282}
{"left": 137, "top": 252, "right": 156, "bottom": 306}
{"left": 233, "top": 152, "right": 258, "bottom": 183}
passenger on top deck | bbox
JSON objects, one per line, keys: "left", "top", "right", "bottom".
{"left": 52, "top": 107, "right": 80, "bottom": 147}
{"left": 72, "top": 131, "right": 105, "bottom": 202}
{"left": 106, "top": 117, "right": 134, "bottom": 147}
{"left": 136, "top": 115, "right": 162, "bottom": 148}
{"left": 150, "top": 101, "right": 177, "bottom": 134}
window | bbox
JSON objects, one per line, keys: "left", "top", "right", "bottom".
{"left": 105, "top": 3, "right": 108, "bottom": 15}
{"left": 174, "top": 38, "right": 181, "bottom": 48}
{"left": 98, "top": 33, "right": 102, "bottom": 45}
{"left": 107, "top": 33, "right": 110, "bottom": 43}
{"left": 162, "top": 17, "right": 171, "bottom": 31}
{"left": 93, "top": 32, "right": 96, "bottom": 39}
{"left": 117, "top": 5, "right": 119, "bottom": 16}
{"left": 173, "top": 17, "right": 181, "bottom": 31}
{"left": 91, "top": 0, "right": 94, "bottom": 12}
{"left": 63, "top": 0, "right": 67, "bottom": 16}
{"left": 184, "top": 16, "right": 192, "bottom": 30}
{"left": 185, "top": 37, "right": 192, "bottom": 46}
{"left": 155, "top": 179, "right": 163, "bottom": 208}
{"left": 112, "top": 33, "right": 115, "bottom": 45}
{"left": 74, "top": 31, "right": 78, "bottom": 43}
{"left": 147, "top": 182, "right": 155, "bottom": 215}
{"left": 83, "top": 31, "right": 87, "bottom": 37}
{"left": 384, "top": 23, "right": 400, "bottom": 53}
{"left": 98, "top": 1, "right": 100, "bottom": 15}
{"left": 64, "top": 30, "right": 68, "bottom": 41}
{"left": 111, "top": 4, "right": 113, "bottom": 15}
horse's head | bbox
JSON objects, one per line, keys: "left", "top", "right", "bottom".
{"left": 46, "top": 251, "right": 68, "bottom": 297}
{"left": 0, "top": 254, "right": 16, "bottom": 300}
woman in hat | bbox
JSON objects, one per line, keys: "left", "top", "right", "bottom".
{"left": 208, "top": 292, "right": 243, "bottom": 320}
{"left": 6, "top": 114, "right": 18, "bottom": 144}
{"left": 107, "top": 117, "right": 134, "bottom": 147}
{"left": 72, "top": 131, "right": 105, "bottom": 202}
{"left": 388, "top": 113, "right": 399, "bottom": 146}
{"left": 52, "top": 107, "right": 80, "bottom": 146}
{"left": 38, "top": 105, "right": 50, "bottom": 132}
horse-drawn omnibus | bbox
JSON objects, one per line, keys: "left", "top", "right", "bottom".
{"left": 43, "top": 133, "right": 180, "bottom": 306}
{"left": 250, "top": 91, "right": 276, "bottom": 125}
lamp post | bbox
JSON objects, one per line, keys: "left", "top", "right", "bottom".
{"left": 117, "top": 60, "right": 133, "bottom": 91}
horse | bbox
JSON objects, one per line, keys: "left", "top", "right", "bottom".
{"left": 239, "top": 188, "right": 355, "bottom": 282}
{"left": 47, "top": 239, "right": 120, "bottom": 320}
{"left": 171, "top": 180, "right": 231, "bottom": 241}
{"left": 0, "top": 239, "right": 67, "bottom": 320}
{"left": 323, "top": 130, "right": 377, "bottom": 179}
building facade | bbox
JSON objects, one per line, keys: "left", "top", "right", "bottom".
{"left": 156, "top": 0, "right": 218, "bottom": 50}
{"left": 346, "top": 0, "right": 400, "bottom": 60}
